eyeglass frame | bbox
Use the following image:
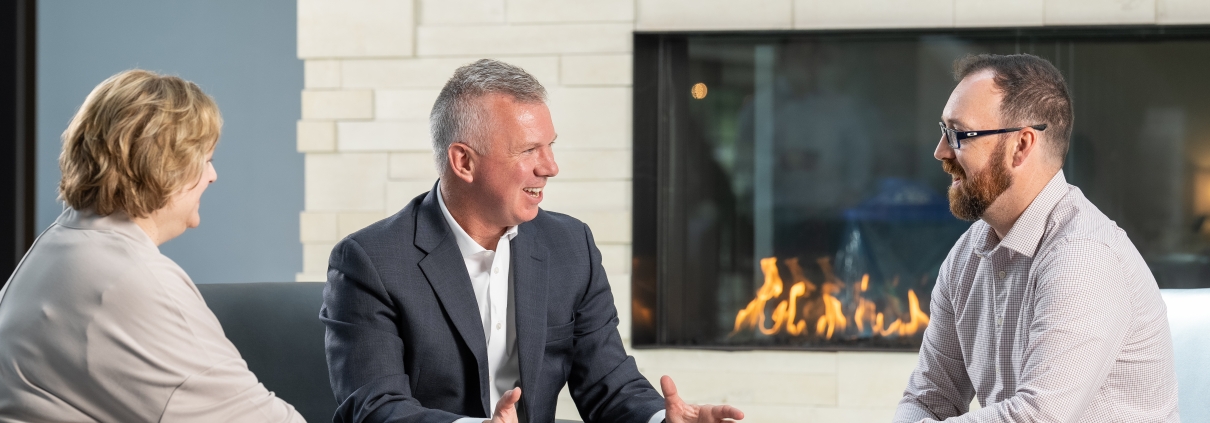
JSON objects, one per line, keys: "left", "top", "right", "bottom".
{"left": 938, "top": 122, "right": 1047, "bottom": 149}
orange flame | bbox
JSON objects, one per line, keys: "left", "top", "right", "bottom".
{"left": 732, "top": 257, "right": 930, "bottom": 340}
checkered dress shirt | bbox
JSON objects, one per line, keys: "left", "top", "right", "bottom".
{"left": 894, "top": 171, "right": 1180, "bottom": 422}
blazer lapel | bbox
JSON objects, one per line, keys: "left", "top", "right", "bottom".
{"left": 414, "top": 184, "right": 491, "bottom": 416}
{"left": 511, "top": 221, "right": 549, "bottom": 423}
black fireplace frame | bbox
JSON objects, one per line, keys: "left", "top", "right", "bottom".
{"left": 631, "top": 25, "right": 1210, "bottom": 350}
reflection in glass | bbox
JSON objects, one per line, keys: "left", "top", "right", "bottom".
{"left": 638, "top": 29, "right": 1210, "bottom": 350}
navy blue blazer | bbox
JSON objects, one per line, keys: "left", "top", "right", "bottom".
{"left": 321, "top": 185, "right": 664, "bottom": 423}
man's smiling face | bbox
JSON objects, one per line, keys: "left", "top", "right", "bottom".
{"left": 469, "top": 93, "right": 560, "bottom": 228}
{"left": 936, "top": 70, "right": 1014, "bottom": 221}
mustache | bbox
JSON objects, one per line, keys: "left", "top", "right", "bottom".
{"left": 942, "top": 158, "right": 965, "bottom": 179}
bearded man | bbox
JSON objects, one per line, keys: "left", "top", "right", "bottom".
{"left": 893, "top": 54, "right": 1180, "bottom": 422}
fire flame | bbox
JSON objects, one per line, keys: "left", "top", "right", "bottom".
{"left": 732, "top": 257, "right": 930, "bottom": 340}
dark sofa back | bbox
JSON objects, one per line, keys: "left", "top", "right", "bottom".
{"left": 197, "top": 282, "right": 334, "bottom": 423}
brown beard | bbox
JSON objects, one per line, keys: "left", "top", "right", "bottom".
{"left": 943, "top": 139, "right": 1013, "bottom": 221}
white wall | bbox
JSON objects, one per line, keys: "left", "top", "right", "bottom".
{"left": 295, "top": 0, "right": 1210, "bottom": 421}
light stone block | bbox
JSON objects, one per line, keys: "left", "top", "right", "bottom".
{"left": 632, "top": 350, "right": 837, "bottom": 375}
{"left": 416, "top": 24, "right": 633, "bottom": 56}
{"left": 302, "top": 90, "right": 374, "bottom": 120}
{"left": 298, "top": 0, "right": 414, "bottom": 58}
{"left": 575, "top": 210, "right": 631, "bottom": 244}
{"left": 343, "top": 57, "right": 560, "bottom": 90}
{"left": 507, "top": 0, "right": 634, "bottom": 23}
{"left": 637, "top": 0, "right": 793, "bottom": 30}
{"left": 547, "top": 87, "right": 631, "bottom": 150}
{"left": 1044, "top": 0, "right": 1156, "bottom": 25}
{"left": 296, "top": 272, "right": 327, "bottom": 282}
{"left": 305, "top": 60, "right": 342, "bottom": 88}
{"left": 555, "top": 149, "right": 631, "bottom": 180}
{"left": 1158, "top": 0, "right": 1210, "bottom": 23}
{"left": 303, "top": 241, "right": 338, "bottom": 273}
{"left": 836, "top": 351, "right": 920, "bottom": 407}
{"left": 597, "top": 244, "right": 631, "bottom": 278}
{"left": 305, "top": 153, "right": 389, "bottom": 211}
{"left": 376, "top": 89, "right": 442, "bottom": 121}
{"left": 338, "top": 212, "right": 386, "bottom": 238}
{"left": 719, "top": 403, "right": 819, "bottom": 422}
{"left": 541, "top": 180, "right": 630, "bottom": 212}
{"left": 298, "top": 120, "right": 337, "bottom": 152}
{"left": 420, "top": 0, "right": 505, "bottom": 24}
{"left": 560, "top": 54, "right": 632, "bottom": 86}
{"left": 386, "top": 180, "right": 441, "bottom": 211}
{"left": 338, "top": 121, "right": 432, "bottom": 152}
{"left": 390, "top": 152, "right": 440, "bottom": 181}
{"left": 812, "top": 407, "right": 898, "bottom": 423}
{"left": 300, "top": 211, "right": 338, "bottom": 242}
{"left": 794, "top": 0, "right": 954, "bottom": 29}
{"left": 637, "top": 370, "right": 836, "bottom": 406}
{"left": 955, "top": 0, "right": 1045, "bottom": 27}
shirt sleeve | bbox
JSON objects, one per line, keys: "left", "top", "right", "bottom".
{"left": 894, "top": 260, "right": 975, "bottom": 422}
{"left": 910, "top": 239, "right": 1134, "bottom": 423}
{"left": 648, "top": 409, "right": 667, "bottom": 423}
{"left": 97, "top": 257, "right": 305, "bottom": 423}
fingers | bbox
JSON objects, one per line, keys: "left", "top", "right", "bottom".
{"left": 714, "top": 404, "right": 744, "bottom": 421}
{"left": 660, "top": 375, "right": 679, "bottom": 399}
{"left": 497, "top": 387, "right": 522, "bottom": 410}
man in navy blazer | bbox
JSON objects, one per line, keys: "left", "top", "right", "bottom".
{"left": 321, "top": 59, "right": 744, "bottom": 423}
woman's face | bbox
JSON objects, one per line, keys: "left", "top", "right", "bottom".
{"left": 155, "top": 151, "right": 217, "bottom": 241}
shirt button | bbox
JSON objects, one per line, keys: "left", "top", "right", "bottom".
{"left": 996, "top": 317, "right": 1003, "bottom": 327}
{"left": 493, "top": 267, "right": 500, "bottom": 274}
{"left": 997, "top": 270, "right": 1006, "bottom": 279}
{"left": 495, "top": 322, "right": 502, "bottom": 330}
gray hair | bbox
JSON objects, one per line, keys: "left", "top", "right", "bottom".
{"left": 429, "top": 59, "right": 547, "bottom": 174}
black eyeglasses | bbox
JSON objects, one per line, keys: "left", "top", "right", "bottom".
{"left": 938, "top": 122, "right": 1047, "bottom": 149}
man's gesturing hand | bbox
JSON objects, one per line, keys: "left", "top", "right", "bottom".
{"left": 661, "top": 375, "right": 744, "bottom": 423}
{"left": 488, "top": 388, "right": 521, "bottom": 423}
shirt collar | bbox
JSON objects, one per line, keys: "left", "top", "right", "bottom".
{"left": 436, "top": 185, "right": 519, "bottom": 258}
{"left": 54, "top": 207, "right": 159, "bottom": 252}
{"left": 976, "top": 170, "right": 1069, "bottom": 258}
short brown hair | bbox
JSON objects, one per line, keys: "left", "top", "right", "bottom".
{"left": 59, "top": 69, "right": 221, "bottom": 218}
{"left": 954, "top": 53, "right": 1073, "bottom": 163}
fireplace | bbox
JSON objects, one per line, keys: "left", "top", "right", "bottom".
{"left": 632, "top": 27, "right": 1210, "bottom": 351}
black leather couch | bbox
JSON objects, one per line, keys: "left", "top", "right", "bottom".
{"left": 198, "top": 282, "right": 583, "bottom": 423}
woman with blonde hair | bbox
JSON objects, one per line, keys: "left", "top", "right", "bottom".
{"left": 0, "top": 70, "right": 304, "bottom": 422}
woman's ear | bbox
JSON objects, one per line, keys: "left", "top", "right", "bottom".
{"left": 447, "top": 142, "right": 476, "bottom": 184}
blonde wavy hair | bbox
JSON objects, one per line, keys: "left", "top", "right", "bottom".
{"left": 59, "top": 69, "right": 221, "bottom": 218}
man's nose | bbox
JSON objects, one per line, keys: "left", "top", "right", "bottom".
{"left": 934, "top": 135, "right": 955, "bottom": 161}
{"left": 536, "top": 147, "right": 558, "bottom": 177}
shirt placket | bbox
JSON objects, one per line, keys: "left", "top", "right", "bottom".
{"left": 487, "top": 237, "right": 510, "bottom": 343}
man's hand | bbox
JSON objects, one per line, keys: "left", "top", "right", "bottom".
{"left": 661, "top": 376, "right": 744, "bottom": 423}
{"left": 488, "top": 388, "right": 521, "bottom": 423}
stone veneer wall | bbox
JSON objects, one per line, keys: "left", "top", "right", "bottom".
{"left": 294, "top": 1, "right": 1210, "bottom": 421}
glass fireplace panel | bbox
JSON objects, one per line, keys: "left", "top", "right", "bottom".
{"left": 632, "top": 28, "right": 1210, "bottom": 350}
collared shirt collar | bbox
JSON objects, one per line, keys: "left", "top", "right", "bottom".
{"left": 55, "top": 207, "right": 159, "bottom": 252}
{"left": 436, "top": 185, "right": 519, "bottom": 257}
{"left": 975, "top": 170, "right": 1069, "bottom": 258}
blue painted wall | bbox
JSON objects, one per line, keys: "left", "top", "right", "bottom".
{"left": 37, "top": 0, "right": 303, "bottom": 283}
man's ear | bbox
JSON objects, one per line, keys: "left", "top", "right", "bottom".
{"left": 1012, "top": 127, "right": 1040, "bottom": 168}
{"left": 448, "top": 142, "right": 476, "bottom": 184}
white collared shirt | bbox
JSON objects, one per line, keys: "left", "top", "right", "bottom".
{"left": 438, "top": 189, "right": 521, "bottom": 418}
{"left": 440, "top": 189, "right": 666, "bottom": 423}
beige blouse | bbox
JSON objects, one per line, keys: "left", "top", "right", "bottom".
{"left": 0, "top": 208, "right": 304, "bottom": 423}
